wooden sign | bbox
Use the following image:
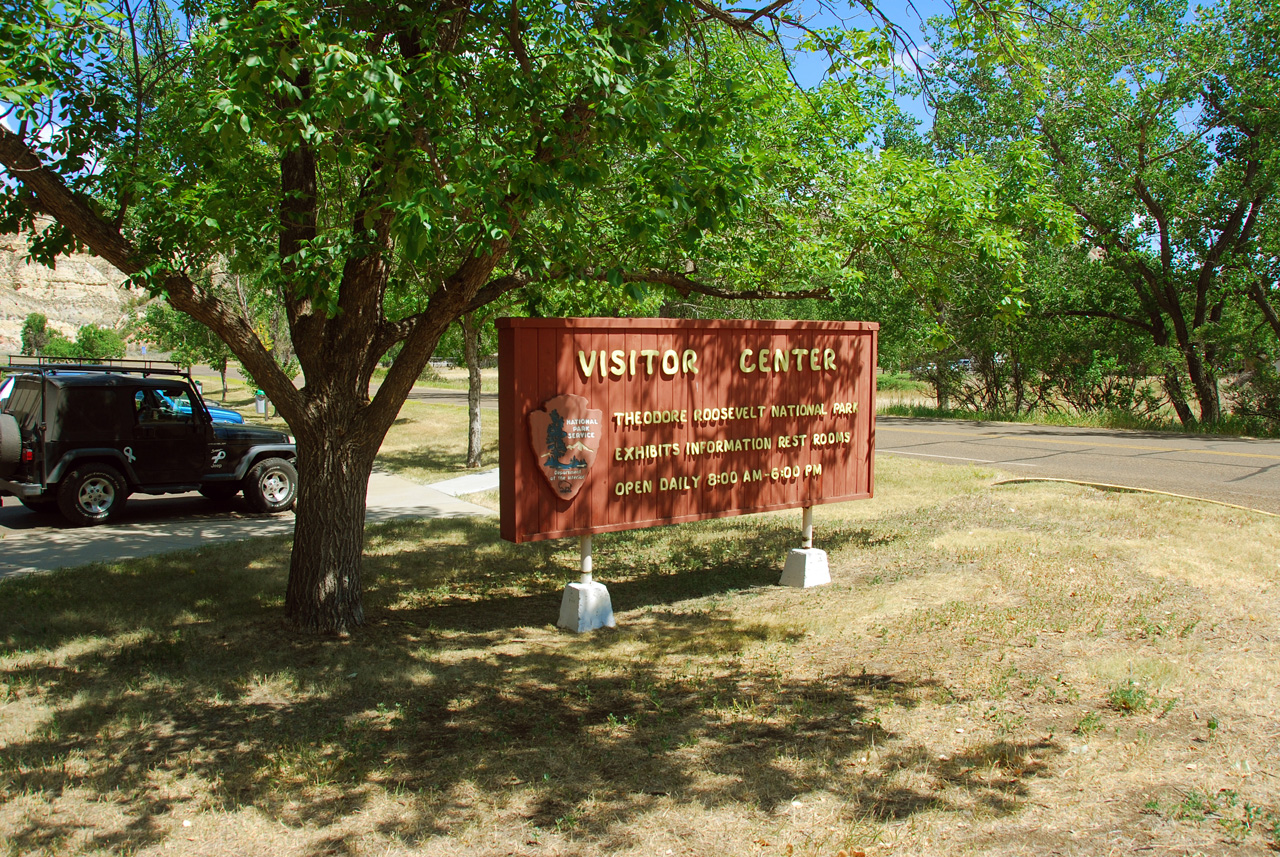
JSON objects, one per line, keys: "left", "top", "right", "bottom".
{"left": 498, "top": 318, "right": 878, "bottom": 543}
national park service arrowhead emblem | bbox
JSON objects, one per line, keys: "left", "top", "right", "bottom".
{"left": 529, "top": 394, "right": 603, "bottom": 501}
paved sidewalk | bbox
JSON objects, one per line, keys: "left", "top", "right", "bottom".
{"left": 0, "top": 470, "right": 493, "bottom": 580}
{"left": 430, "top": 468, "right": 501, "bottom": 497}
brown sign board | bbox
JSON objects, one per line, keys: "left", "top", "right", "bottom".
{"left": 498, "top": 318, "right": 878, "bottom": 544}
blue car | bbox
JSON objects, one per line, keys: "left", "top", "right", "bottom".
{"left": 152, "top": 389, "right": 245, "bottom": 424}
{"left": 199, "top": 397, "right": 246, "bottom": 424}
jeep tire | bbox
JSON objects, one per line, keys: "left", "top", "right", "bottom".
{"left": 243, "top": 457, "right": 297, "bottom": 513}
{"left": 58, "top": 464, "right": 128, "bottom": 526}
{"left": 0, "top": 413, "right": 19, "bottom": 478}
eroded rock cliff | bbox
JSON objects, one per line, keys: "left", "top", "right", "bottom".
{"left": 0, "top": 231, "right": 133, "bottom": 353}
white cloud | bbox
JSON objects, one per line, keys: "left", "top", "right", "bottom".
{"left": 892, "top": 45, "right": 934, "bottom": 75}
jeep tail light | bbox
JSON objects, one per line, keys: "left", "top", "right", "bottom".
{"left": 22, "top": 449, "right": 33, "bottom": 462}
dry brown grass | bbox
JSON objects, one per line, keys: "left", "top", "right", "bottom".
{"left": 2, "top": 457, "right": 1279, "bottom": 857}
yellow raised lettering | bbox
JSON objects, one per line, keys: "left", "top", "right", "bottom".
{"left": 661, "top": 350, "right": 679, "bottom": 375}
{"left": 640, "top": 349, "right": 660, "bottom": 375}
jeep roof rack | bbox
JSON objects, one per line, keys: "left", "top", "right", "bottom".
{"left": 5, "top": 356, "right": 193, "bottom": 379}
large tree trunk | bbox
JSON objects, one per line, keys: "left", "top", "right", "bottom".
{"left": 286, "top": 429, "right": 378, "bottom": 633}
{"left": 1184, "top": 346, "right": 1221, "bottom": 425}
{"left": 1164, "top": 310, "right": 1220, "bottom": 426}
{"left": 1142, "top": 287, "right": 1214, "bottom": 427}
{"left": 1160, "top": 370, "right": 1196, "bottom": 426}
{"left": 462, "top": 313, "right": 483, "bottom": 469}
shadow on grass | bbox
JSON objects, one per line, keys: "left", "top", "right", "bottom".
{"left": 0, "top": 514, "right": 1055, "bottom": 855}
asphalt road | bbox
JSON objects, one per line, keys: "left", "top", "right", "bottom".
{"left": 877, "top": 416, "right": 1280, "bottom": 515}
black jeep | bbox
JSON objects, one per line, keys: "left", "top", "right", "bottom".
{"left": 0, "top": 359, "right": 297, "bottom": 526}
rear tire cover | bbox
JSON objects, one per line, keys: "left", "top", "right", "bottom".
{"left": 0, "top": 413, "right": 21, "bottom": 477}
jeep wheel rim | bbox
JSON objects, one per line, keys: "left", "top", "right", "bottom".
{"left": 261, "top": 470, "right": 292, "bottom": 503}
{"left": 78, "top": 478, "right": 115, "bottom": 514}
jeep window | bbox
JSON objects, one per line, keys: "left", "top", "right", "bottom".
{"left": 4, "top": 379, "right": 42, "bottom": 425}
{"left": 0, "top": 376, "right": 12, "bottom": 410}
{"left": 59, "top": 388, "right": 124, "bottom": 441}
{"left": 135, "top": 387, "right": 198, "bottom": 426}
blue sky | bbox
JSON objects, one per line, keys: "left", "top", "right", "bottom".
{"left": 780, "top": 0, "right": 955, "bottom": 127}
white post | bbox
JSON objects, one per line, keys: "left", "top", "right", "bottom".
{"left": 780, "top": 505, "right": 830, "bottom": 588}
{"left": 580, "top": 534, "right": 593, "bottom": 584}
{"left": 558, "top": 532, "right": 615, "bottom": 632}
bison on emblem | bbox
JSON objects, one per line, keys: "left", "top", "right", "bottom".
{"left": 528, "top": 394, "right": 604, "bottom": 501}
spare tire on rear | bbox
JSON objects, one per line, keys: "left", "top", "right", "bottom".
{"left": 0, "top": 413, "right": 20, "bottom": 478}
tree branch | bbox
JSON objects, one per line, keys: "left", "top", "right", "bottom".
{"left": 1041, "top": 308, "right": 1157, "bottom": 336}
{"left": 0, "top": 126, "right": 140, "bottom": 271}
{"left": 365, "top": 236, "right": 512, "bottom": 431}
{"left": 1246, "top": 278, "right": 1280, "bottom": 341}
{"left": 464, "top": 270, "right": 537, "bottom": 314}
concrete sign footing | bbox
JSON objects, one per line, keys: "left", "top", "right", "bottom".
{"left": 558, "top": 580, "right": 616, "bottom": 632}
{"left": 779, "top": 548, "right": 831, "bottom": 588}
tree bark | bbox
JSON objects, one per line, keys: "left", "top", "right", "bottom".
{"left": 1160, "top": 370, "right": 1195, "bottom": 426}
{"left": 1248, "top": 280, "right": 1280, "bottom": 342}
{"left": 286, "top": 421, "right": 379, "bottom": 633}
{"left": 462, "top": 312, "right": 483, "bottom": 469}
{"left": 1184, "top": 345, "right": 1221, "bottom": 425}
{"left": 1010, "top": 351, "right": 1026, "bottom": 414}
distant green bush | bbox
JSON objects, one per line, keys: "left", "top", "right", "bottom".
{"left": 22, "top": 319, "right": 127, "bottom": 361}
{"left": 877, "top": 371, "right": 930, "bottom": 393}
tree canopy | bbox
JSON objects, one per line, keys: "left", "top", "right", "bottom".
{"left": 928, "top": 0, "right": 1280, "bottom": 426}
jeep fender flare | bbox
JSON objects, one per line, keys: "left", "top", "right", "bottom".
{"left": 47, "top": 449, "right": 141, "bottom": 487}
{"left": 227, "top": 445, "right": 297, "bottom": 481}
